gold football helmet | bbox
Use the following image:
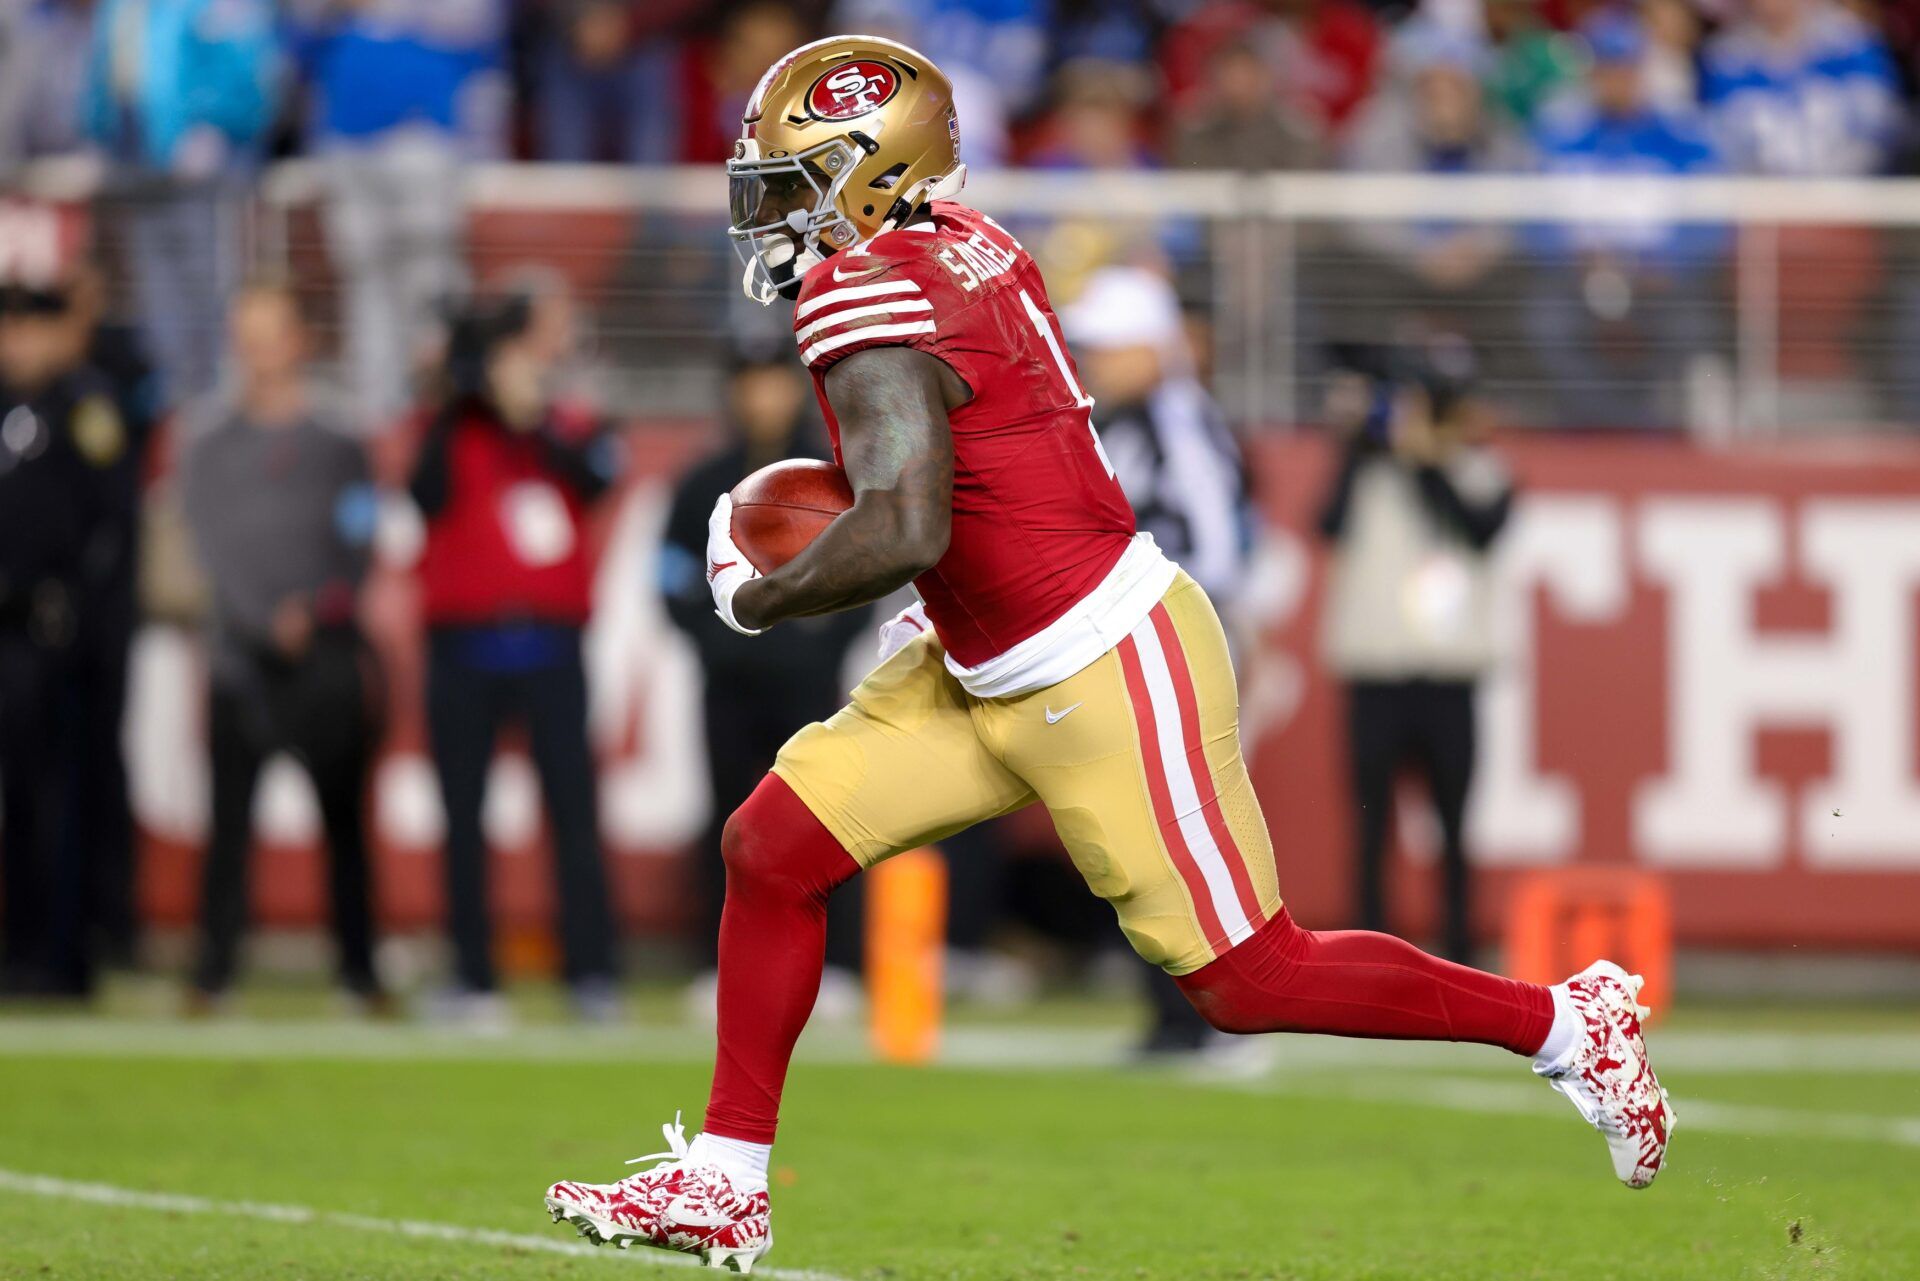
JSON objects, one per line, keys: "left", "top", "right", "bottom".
{"left": 727, "top": 35, "right": 966, "bottom": 303}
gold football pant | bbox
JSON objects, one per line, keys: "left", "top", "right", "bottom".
{"left": 773, "top": 572, "right": 1281, "bottom": 974}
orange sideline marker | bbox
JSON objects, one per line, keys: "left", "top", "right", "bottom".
{"left": 867, "top": 848, "right": 947, "bottom": 1064}
{"left": 1506, "top": 867, "right": 1674, "bottom": 1020}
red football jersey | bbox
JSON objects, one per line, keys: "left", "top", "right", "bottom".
{"left": 792, "top": 201, "right": 1137, "bottom": 669}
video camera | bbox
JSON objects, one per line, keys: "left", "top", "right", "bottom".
{"left": 441, "top": 292, "right": 534, "bottom": 401}
{"left": 1327, "top": 334, "right": 1480, "bottom": 444}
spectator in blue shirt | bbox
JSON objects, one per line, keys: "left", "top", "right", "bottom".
{"left": 1701, "top": 0, "right": 1899, "bottom": 177}
{"left": 1532, "top": 14, "right": 1721, "bottom": 267}
{"left": 81, "top": 0, "right": 280, "bottom": 408}
{"left": 905, "top": 0, "right": 1051, "bottom": 121}
{"left": 1525, "top": 10, "right": 1725, "bottom": 428}
{"left": 531, "top": 1, "right": 700, "bottom": 165}
{"left": 289, "top": 0, "right": 508, "bottom": 427}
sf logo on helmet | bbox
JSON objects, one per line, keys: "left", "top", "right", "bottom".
{"left": 807, "top": 61, "right": 900, "bottom": 120}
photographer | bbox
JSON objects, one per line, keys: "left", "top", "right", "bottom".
{"left": 1316, "top": 337, "right": 1512, "bottom": 964}
{"left": 409, "top": 288, "right": 623, "bottom": 1023}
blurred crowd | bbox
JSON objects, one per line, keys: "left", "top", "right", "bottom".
{"left": 1, "top": 1, "right": 1919, "bottom": 429}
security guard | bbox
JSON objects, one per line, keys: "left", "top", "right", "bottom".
{"left": 69, "top": 268, "right": 157, "bottom": 967}
{"left": 0, "top": 280, "right": 127, "bottom": 997}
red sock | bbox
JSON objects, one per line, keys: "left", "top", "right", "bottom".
{"left": 701, "top": 774, "right": 861, "bottom": 1145}
{"left": 1176, "top": 908, "right": 1553, "bottom": 1056}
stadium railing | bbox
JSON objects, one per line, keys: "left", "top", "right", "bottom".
{"left": 13, "top": 158, "right": 1920, "bottom": 437}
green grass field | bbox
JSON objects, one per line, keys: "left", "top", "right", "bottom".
{"left": 2, "top": 990, "right": 1917, "bottom": 1280}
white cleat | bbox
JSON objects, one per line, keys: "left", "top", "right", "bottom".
{"left": 1535, "top": 960, "right": 1676, "bottom": 1188}
{"left": 542, "top": 1114, "right": 772, "bottom": 1272}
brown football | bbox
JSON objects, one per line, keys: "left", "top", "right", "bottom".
{"left": 730, "top": 459, "right": 855, "bottom": 574}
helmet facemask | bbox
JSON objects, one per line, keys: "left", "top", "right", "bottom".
{"left": 727, "top": 137, "right": 865, "bottom": 304}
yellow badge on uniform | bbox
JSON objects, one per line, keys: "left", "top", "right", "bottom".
{"left": 71, "top": 395, "right": 126, "bottom": 468}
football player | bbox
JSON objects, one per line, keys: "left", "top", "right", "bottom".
{"left": 543, "top": 35, "right": 1674, "bottom": 1272}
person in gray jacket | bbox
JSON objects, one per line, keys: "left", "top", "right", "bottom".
{"left": 1316, "top": 337, "right": 1512, "bottom": 964}
{"left": 180, "top": 282, "right": 386, "bottom": 1011}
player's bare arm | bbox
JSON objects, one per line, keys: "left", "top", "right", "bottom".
{"left": 728, "top": 346, "right": 964, "bottom": 630}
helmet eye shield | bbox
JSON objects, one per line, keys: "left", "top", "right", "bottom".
{"left": 726, "top": 139, "right": 862, "bottom": 303}
{"left": 726, "top": 141, "right": 857, "bottom": 241}
{"left": 727, "top": 163, "right": 816, "bottom": 237}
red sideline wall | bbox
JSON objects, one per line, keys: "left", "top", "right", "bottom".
{"left": 1247, "top": 433, "right": 1920, "bottom": 952}
{"left": 127, "top": 430, "right": 1920, "bottom": 952}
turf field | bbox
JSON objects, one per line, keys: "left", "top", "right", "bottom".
{"left": 1, "top": 990, "right": 1917, "bottom": 1280}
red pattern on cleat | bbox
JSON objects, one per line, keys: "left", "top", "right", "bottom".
{"left": 1536, "top": 960, "right": 1676, "bottom": 1189}
{"left": 543, "top": 1116, "right": 771, "bottom": 1271}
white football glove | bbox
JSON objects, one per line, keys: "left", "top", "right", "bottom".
{"left": 706, "top": 493, "right": 762, "bottom": 636}
{"left": 876, "top": 600, "right": 931, "bottom": 662}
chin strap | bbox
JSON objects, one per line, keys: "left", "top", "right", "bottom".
{"left": 743, "top": 234, "right": 822, "bottom": 304}
{"left": 771, "top": 245, "right": 820, "bottom": 301}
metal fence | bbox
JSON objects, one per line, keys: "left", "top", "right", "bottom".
{"left": 20, "top": 158, "right": 1920, "bottom": 437}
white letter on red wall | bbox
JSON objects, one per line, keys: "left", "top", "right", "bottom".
{"left": 1635, "top": 498, "right": 1920, "bottom": 868}
{"left": 1472, "top": 497, "right": 1628, "bottom": 864}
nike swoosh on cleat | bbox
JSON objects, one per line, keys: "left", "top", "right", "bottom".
{"left": 1044, "top": 702, "right": 1084, "bottom": 725}
{"left": 663, "top": 1194, "right": 736, "bottom": 1229}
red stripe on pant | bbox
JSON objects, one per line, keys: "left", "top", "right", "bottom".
{"left": 1116, "top": 632, "right": 1228, "bottom": 949}
{"left": 1146, "top": 603, "right": 1266, "bottom": 929}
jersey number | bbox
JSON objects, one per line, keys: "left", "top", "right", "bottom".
{"left": 1018, "top": 288, "right": 1115, "bottom": 479}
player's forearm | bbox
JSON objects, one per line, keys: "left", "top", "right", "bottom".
{"left": 732, "top": 492, "right": 946, "bottom": 629}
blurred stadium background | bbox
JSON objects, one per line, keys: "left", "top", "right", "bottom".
{"left": 4, "top": 0, "right": 1920, "bottom": 1277}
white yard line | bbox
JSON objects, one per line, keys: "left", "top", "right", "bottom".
{"left": 0, "top": 1168, "right": 852, "bottom": 1281}
{"left": 4, "top": 1019, "right": 1920, "bottom": 1163}
{"left": 2, "top": 1018, "right": 1919, "bottom": 1073}
{"left": 4, "top": 1021, "right": 1919, "bottom": 1155}
{"left": 1249, "top": 1074, "right": 1920, "bottom": 1150}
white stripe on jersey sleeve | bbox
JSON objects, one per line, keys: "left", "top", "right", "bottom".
{"left": 794, "top": 278, "right": 922, "bottom": 320}
{"left": 794, "top": 298, "right": 934, "bottom": 346}
{"left": 801, "top": 320, "right": 938, "bottom": 366}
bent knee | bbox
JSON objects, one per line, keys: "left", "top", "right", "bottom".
{"left": 719, "top": 800, "right": 789, "bottom": 887}
{"left": 721, "top": 775, "right": 858, "bottom": 898}
{"left": 717, "top": 806, "right": 758, "bottom": 877}
{"left": 1181, "top": 981, "right": 1264, "bottom": 1036}
{"left": 1173, "top": 961, "right": 1263, "bottom": 1035}
{"left": 1174, "top": 911, "right": 1309, "bottom": 1035}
